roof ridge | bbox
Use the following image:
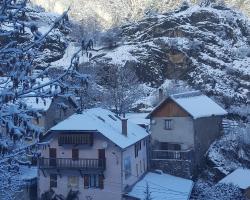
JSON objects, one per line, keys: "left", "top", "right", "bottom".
{"left": 171, "top": 90, "right": 201, "bottom": 99}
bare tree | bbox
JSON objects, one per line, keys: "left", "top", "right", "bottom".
{"left": 98, "top": 64, "right": 141, "bottom": 115}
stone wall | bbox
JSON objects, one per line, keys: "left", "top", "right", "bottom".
{"left": 150, "top": 159, "right": 193, "bottom": 179}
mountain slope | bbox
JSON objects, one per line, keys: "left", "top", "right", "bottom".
{"left": 88, "top": 4, "right": 249, "bottom": 116}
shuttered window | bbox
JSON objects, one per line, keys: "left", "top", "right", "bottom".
{"left": 99, "top": 174, "right": 104, "bottom": 189}
{"left": 84, "top": 174, "right": 89, "bottom": 189}
{"left": 134, "top": 141, "right": 142, "bottom": 158}
{"left": 84, "top": 174, "right": 104, "bottom": 189}
{"left": 72, "top": 149, "right": 79, "bottom": 160}
{"left": 164, "top": 119, "right": 173, "bottom": 130}
{"left": 50, "top": 174, "right": 57, "bottom": 188}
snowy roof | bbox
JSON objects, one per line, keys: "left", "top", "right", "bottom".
{"left": 219, "top": 168, "right": 250, "bottom": 189}
{"left": 50, "top": 108, "right": 149, "bottom": 149}
{"left": 127, "top": 171, "right": 194, "bottom": 200}
{"left": 126, "top": 113, "right": 150, "bottom": 126}
{"left": 19, "top": 166, "right": 38, "bottom": 181}
{"left": 147, "top": 91, "right": 227, "bottom": 119}
{"left": 24, "top": 97, "right": 52, "bottom": 111}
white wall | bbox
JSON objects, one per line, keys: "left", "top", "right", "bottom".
{"left": 150, "top": 117, "right": 195, "bottom": 149}
{"left": 38, "top": 132, "right": 123, "bottom": 200}
{"left": 122, "top": 138, "right": 148, "bottom": 189}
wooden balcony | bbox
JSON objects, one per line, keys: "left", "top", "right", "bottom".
{"left": 151, "top": 149, "right": 194, "bottom": 161}
{"left": 58, "top": 133, "right": 93, "bottom": 146}
{"left": 38, "top": 158, "right": 106, "bottom": 171}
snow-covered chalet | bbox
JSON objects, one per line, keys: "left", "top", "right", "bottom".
{"left": 38, "top": 108, "right": 149, "bottom": 200}
{"left": 147, "top": 91, "right": 227, "bottom": 178}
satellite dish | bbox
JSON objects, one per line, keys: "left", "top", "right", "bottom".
{"left": 151, "top": 119, "right": 156, "bottom": 125}
{"left": 102, "top": 142, "right": 108, "bottom": 149}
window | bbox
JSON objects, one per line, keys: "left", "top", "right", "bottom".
{"left": 84, "top": 174, "right": 89, "bottom": 189}
{"left": 99, "top": 175, "right": 104, "bottom": 189}
{"left": 164, "top": 119, "right": 173, "bottom": 130}
{"left": 136, "top": 164, "right": 139, "bottom": 177}
{"left": 134, "top": 141, "right": 142, "bottom": 158}
{"left": 72, "top": 149, "right": 79, "bottom": 160}
{"left": 143, "top": 158, "right": 146, "bottom": 172}
{"left": 108, "top": 114, "right": 117, "bottom": 121}
{"left": 124, "top": 157, "right": 132, "bottom": 179}
{"left": 140, "top": 160, "right": 142, "bottom": 173}
{"left": 50, "top": 174, "right": 57, "bottom": 188}
{"left": 84, "top": 174, "right": 103, "bottom": 189}
{"left": 160, "top": 142, "right": 181, "bottom": 150}
{"left": 134, "top": 144, "right": 138, "bottom": 158}
{"left": 68, "top": 176, "right": 79, "bottom": 188}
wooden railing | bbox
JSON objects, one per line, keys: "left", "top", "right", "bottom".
{"left": 58, "top": 134, "right": 93, "bottom": 146}
{"left": 151, "top": 149, "right": 193, "bottom": 161}
{"left": 38, "top": 158, "right": 106, "bottom": 170}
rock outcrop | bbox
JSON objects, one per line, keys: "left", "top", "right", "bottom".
{"left": 89, "top": 4, "right": 249, "bottom": 111}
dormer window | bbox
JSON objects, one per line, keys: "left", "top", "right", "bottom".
{"left": 164, "top": 119, "right": 173, "bottom": 130}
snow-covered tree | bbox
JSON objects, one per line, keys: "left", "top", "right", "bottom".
{"left": 0, "top": 1, "right": 94, "bottom": 198}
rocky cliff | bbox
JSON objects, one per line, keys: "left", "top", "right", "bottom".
{"left": 87, "top": 4, "right": 249, "bottom": 119}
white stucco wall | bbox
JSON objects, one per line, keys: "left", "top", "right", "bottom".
{"left": 122, "top": 138, "right": 148, "bottom": 189}
{"left": 150, "top": 117, "right": 195, "bottom": 149}
{"left": 38, "top": 132, "right": 123, "bottom": 200}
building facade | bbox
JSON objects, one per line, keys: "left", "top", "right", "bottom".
{"left": 147, "top": 91, "right": 227, "bottom": 178}
{"left": 38, "top": 108, "right": 149, "bottom": 200}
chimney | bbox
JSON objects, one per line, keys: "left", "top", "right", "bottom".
{"left": 159, "top": 88, "right": 164, "bottom": 101}
{"left": 121, "top": 114, "right": 128, "bottom": 137}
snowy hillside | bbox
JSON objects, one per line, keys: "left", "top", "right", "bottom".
{"left": 86, "top": 4, "right": 250, "bottom": 119}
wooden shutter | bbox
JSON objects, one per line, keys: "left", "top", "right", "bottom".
{"left": 72, "top": 149, "right": 79, "bottom": 160}
{"left": 50, "top": 174, "right": 57, "bottom": 188}
{"left": 84, "top": 174, "right": 89, "bottom": 188}
{"left": 99, "top": 174, "right": 104, "bottom": 189}
{"left": 49, "top": 148, "right": 57, "bottom": 166}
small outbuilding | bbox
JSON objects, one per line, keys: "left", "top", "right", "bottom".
{"left": 124, "top": 170, "right": 193, "bottom": 200}
{"left": 219, "top": 168, "right": 250, "bottom": 199}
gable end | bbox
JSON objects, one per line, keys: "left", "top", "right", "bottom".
{"left": 150, "top": 99, "right": 190, "bottom": 118}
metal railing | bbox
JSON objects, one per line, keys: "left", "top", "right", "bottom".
{"left": 151, "top": 149, "right": 193, "bottom": 161}
{"left": 38, "top": 158, "right": 106, "bottom": 170}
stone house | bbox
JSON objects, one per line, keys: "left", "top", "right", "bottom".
{"left": 38, "top": 108, "right": 149, "bottom": 200}
{"left": 147, "top": 91, "right": 227, "bottom": 178}
{"left": 219, "top": 168, "right": 250, "bottom": 199}
{"left": 27, "top": 94, "right": 78, "bottom": 131}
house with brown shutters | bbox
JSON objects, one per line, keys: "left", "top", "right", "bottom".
{"left": 147, "top": 91, "right": 227, "bottom": 178}
{"left": 38, "top": 108, "right": 149, "bottom": 200}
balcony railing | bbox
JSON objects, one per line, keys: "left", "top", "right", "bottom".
{"left": 38, "top": 158, "right": 106, "bottom": 171}
{"left": 58, "top": 134, "right": 93, "bottom": 146}
{"left": 151, "top": 149, "right": 193, "bottom": 161}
